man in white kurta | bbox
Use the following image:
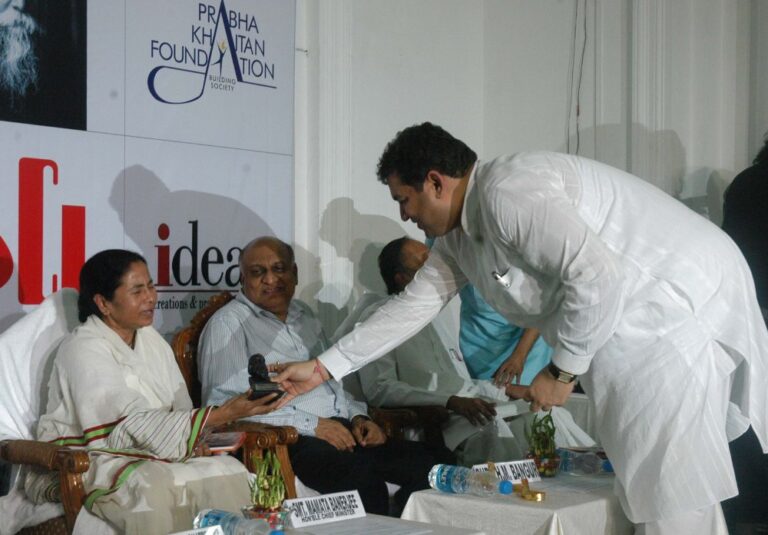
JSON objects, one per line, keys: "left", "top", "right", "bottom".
{"left": 276, "top": 123, "right": 768, "bottom": 533}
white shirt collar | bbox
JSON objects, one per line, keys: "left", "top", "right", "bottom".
{"left": 460, "top": 160, "right": 480, "bottom": 238}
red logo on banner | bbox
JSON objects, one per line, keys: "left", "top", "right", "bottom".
{"left": 0, "top": 236, "right": 12, "bottom": 288}
{"left": 0, "top": 158, "right": 86, "bottom": 304}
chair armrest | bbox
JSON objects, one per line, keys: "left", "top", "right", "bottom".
{"left": 409, "top": 406, "right": 449, "bottom": 448}
{"left": 1, "top": 439, "right": 89, "bottom": 532}
{"left": 369, "top": 405, "right": 449, "bottom": 448}
{"left": 368, "top": 407, "right": 419, "bottom": 441}
{"left": 409, "top": 405, "right": 450, "bottom": 426}
{"left": 225, "top": 422, "right": 299, "bottom": 499}
{"left": 0, "top": 439, "right": 89, "bottom": 474}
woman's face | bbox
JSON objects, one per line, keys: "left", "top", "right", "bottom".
{"left": 96, "top": 261, "right": 157, "bottom": 344}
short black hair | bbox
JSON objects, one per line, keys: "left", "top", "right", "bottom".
{"left": 378, "top": 237, "right": 408, "bottom": 295}
{"left": 78, "top": 249, "right": 147, "bottom": 323}
{"left": 376, "top": 122, "right": 477, "bottom": 190}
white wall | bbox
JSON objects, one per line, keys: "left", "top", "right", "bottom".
{"left": 295, "top": 0, "right": 483, "bottom": 333}
{"left": 295, "top": 0, "right": 761, "bottom": 330}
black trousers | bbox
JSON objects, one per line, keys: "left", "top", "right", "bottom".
{"left": 288, "top": 418, "right": 454, "bottom": 516}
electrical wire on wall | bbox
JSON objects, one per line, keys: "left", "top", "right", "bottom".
{"left": 565, "top": 0, "right": 588, "bottom": 155}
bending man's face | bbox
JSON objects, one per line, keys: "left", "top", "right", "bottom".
{"left": 0, "top": 0, "right": 38, "bottom": 98}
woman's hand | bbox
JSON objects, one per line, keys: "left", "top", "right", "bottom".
{"left": 492, "top": 328, "right": 541, "bottom": 387}
{"left": 192, "top": 441, "right": 212, "bottom": 457}
{"left": 493, "top": 350, "right": 527, "bottom": 387}
{"left": 205, "top": 391, "right": 282, "bottom": 429}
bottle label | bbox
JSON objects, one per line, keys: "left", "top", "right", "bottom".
{"left": 433, "top": 464, "right": 461, "bottom": 493}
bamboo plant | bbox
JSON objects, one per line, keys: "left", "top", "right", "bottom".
{"left": 525, "top": 411, "right": 556, "bottom": 458}
{"left": 249, "top": 450, "right": 287, "bottom": 511}
{"left": 525, "top": 411, "right": 559, "bottom": 476}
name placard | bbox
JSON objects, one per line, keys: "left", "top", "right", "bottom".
{"left": 284, "top": 490, "right": 366, "bottom": 528}
{"left": 472, "top": 459, "right": 541, "bottom": 483}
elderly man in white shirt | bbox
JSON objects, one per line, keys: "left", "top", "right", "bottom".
{"left": 276, "top": 123, "right": 768, "bottom": 534}
{"left": 199, "top": 236, "right": 453, "bottom": 517}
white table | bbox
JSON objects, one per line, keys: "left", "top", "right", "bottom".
{"left": 290, "top": 513, "right": 485, "bottom": 534}
{"left": 401, "top": 474, "right": 631, "bottom": 535}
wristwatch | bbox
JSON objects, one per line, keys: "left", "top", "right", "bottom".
{"left": 547, "top": 362, "right": 578, "bottom": 384}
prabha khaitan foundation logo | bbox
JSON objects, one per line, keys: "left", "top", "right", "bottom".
{"left": 147, "top": 0, "right": 278, "bottom": 104}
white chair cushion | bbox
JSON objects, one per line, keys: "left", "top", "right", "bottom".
{"left": 0, "top": 288, "right": 79, "bottom": 443}
{"left": 0, "top": 289, "right": 79, "bottom": 535}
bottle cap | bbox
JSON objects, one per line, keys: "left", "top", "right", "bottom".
{"left": 498, "top": 480, "right": 513, "bottom": 495}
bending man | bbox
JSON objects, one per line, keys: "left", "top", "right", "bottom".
{"left": 276, "top": 122, "right": 768, "bottom": 533}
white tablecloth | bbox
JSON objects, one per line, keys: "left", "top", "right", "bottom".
{"left": 401, "top": 474, "right": 631, "bottom": 535}
{"left": 290, "top": 513, "right": 485, "bottom": 534}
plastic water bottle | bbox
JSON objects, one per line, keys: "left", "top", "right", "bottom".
{"left": 428, "top": 464, "right": 513, "bottom": 497}
{"left": 194, "top": 509, "right": 272, "bottom": 535}
{"left": 558, "top": 449, "right": 613, "bottom": 475}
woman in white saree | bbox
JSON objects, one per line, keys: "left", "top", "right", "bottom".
{"left": 25, "top": 249, "right": 281, "bottom": 534}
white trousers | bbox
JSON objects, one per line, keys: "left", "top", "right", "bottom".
{"left": 635, "top": 504, "right": 729, "bottom": 535}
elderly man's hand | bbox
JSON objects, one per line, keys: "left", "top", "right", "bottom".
{"left": 351, "top": 416, "right": 386, "bottom": 447}
{"left": 315, "top": 418, "right": 356, "bottom": 451}
{"left": 446, "top": 396, "right": 496, "bottom": 426}
{"left": 527, "top": 367, "right": 574, "bottom": 412}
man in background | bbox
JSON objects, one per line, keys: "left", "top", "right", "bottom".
{"left": 350, "top": 236, "right": 593, "bottom": 466}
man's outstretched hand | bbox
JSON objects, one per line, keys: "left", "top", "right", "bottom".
{"left": 527, "top": 368, "right": 574, "bottom": 412}
{"left": 271, "top": 358, "right": 330, "bottom": 405}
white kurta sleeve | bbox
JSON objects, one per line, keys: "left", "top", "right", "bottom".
{"left": 320, "top": 242, "right": 467, "bottom": 379}
{"left": 488, "top": 173, "right": 625, "bottom": 375}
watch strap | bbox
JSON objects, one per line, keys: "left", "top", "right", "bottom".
{"left": 547, "top": 362, "right": 578, "bottom": 384}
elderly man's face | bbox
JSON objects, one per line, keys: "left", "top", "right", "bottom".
{"left": 240, "top": 241, "right": 297, "bottom": 321}
{"left": 0, "top": 0, "right": 37, "bottom": 97}
{"left": 0, "top": 0, "right": 24, "bottom": 26}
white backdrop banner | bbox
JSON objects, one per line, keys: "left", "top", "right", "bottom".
{"left": 0, "top": 0, "right": 295, "bottom": 336}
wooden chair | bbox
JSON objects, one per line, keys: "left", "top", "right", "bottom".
{"left": 171, "top": 291, "right": 300, "bottom": 498}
